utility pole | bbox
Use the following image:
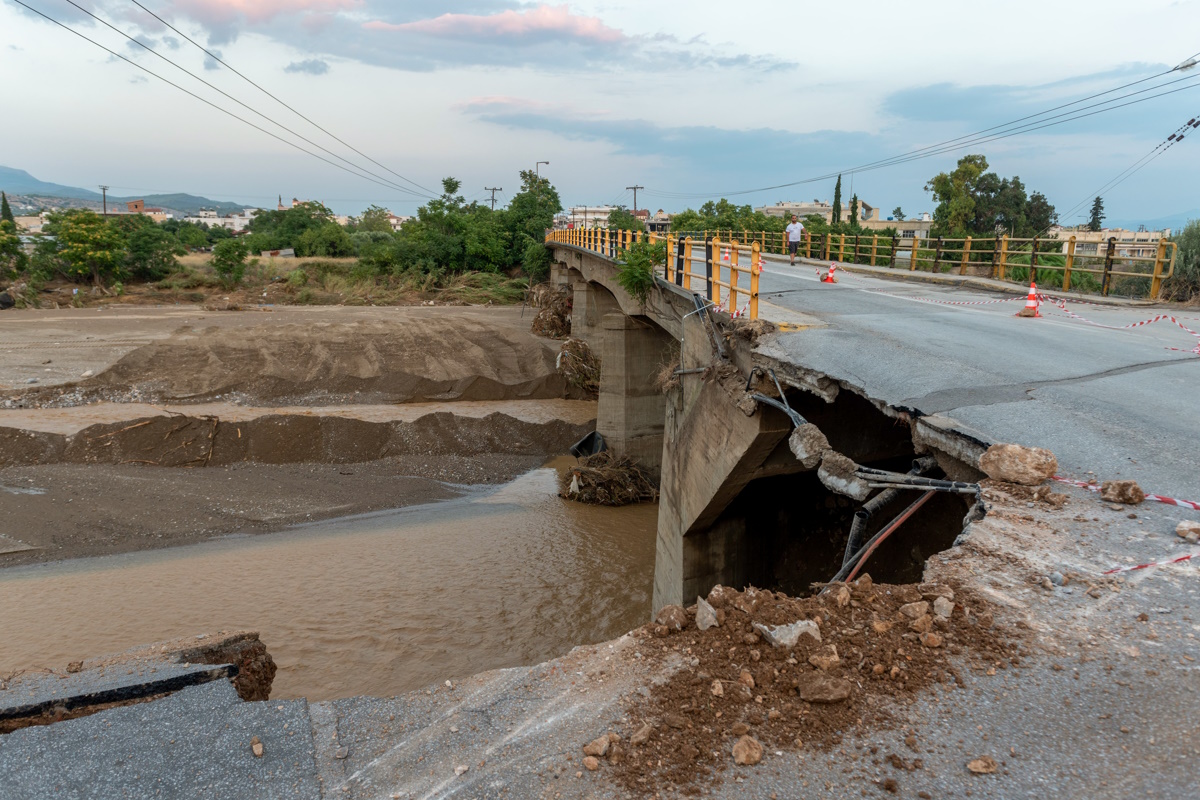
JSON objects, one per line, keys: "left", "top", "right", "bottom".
{"left": 99, "top": 185, "right": 109, "bottom": 216}
{"left": 626, "top": 185, "right": 644, "bottom": 212}
{"left": 485, "top": 187, "right": 502, "bottom": 211}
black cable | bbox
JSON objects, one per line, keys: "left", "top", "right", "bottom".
{"left": 125, "top": 0, "right": 437, "bottom": 197}
{"left": 53, "top": 0, "right": 430, "bottom": 200}
{"left": 644, "top": 57, "right": 1200, "bottom": 201}
{"left": 10, "top": 0, "right": 422, "bottom": 200}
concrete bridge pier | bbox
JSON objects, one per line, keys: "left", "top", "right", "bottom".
{"left": 596, "top": 313, "right": 674, "bottom": 472}
{"left": 570, "top": 275, "right": 621, "bottom": 347}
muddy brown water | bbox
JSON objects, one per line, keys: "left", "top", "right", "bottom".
{"left": 0, "top": 457, "right": 657, "bottom": 700}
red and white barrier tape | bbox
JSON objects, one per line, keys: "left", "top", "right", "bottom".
{"left": 1051, "top": 476, "right": 1200, "bottom": 511}
{"left": 1102, "top": 553, "right": 1196, "bottom": 575}
{"left": 1040, "top": 296, "right": 1200, "bottom": 355}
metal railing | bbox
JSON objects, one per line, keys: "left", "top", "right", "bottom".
{"left": 545, "top": 228, "right": 762, "bottom": 319}
{"left": 676, "top": 229, "right": 1176, "bottom": 299}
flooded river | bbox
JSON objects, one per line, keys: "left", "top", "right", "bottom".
{"left": 0, "top": 458, "right": 658, "bottom": 700}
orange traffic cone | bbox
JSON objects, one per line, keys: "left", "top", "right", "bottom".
{"left": 1017, "top": 281, "right": 1040, "bottom": 317}
{"left": 819, "top": 262, "right": 838, "bottom": 283}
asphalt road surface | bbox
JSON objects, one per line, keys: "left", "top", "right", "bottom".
{"left": 754, "top": 256, "right": 1199, "bottom": 505}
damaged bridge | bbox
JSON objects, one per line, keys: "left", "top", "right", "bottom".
{"left": 547, "top": 234, "right": 1200, "bottom": 613}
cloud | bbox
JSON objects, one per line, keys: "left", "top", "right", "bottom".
{"left": 284, "top": 58, "right": 331, "bottom": 75}
{"left": 167, "top": 0, "right": 361, "bottom": 26}
{"left": 363, "top": 4, "right": 624, "bottom": 44}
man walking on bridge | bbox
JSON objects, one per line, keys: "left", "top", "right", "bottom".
{"left": 786, "top": 214, "right": 805, "bottom": 265}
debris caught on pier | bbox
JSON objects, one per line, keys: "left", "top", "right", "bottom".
{"left": 529, "top": 284, "right": 573, "bottom": 339}
{"left": 561, "top": 451, "right": 658, "bottom": 506}
{"left": 556, "top": 338, "right": 601, "bottom": 396}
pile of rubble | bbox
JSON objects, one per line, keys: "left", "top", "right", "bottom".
{"left": 580, "top": 580, "right": 1017, "bottom": 793}
{"left": 529, "top": 284, "right": 573, "bottom": 339}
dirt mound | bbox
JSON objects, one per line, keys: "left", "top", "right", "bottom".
{"left": 530, "top": 285, "right": 573, "bottom": 339}
{"left": 17, "top": 313, "right": 581, "bottom": 406}
{"left": 561, "top": 451, "right": 658, "bottom": 505}
{"left": 608, "top": 580, "right": 1018, "bottom": 794}
{"left": 1, "top": 412, "right": 593, "bottom": 469}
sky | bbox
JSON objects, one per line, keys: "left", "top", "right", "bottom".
{"left": 2, "top": 0, "right": 1200, "bottom": 225}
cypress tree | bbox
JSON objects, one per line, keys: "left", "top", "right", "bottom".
{"left": 849, "top": 194, "right": 860, "bottom": 228}
{"left": 832, "top": 176, "right": 842, "bottom": 224}
{"left": 0, "top": 192, "right": 13, "bottom": 225}
{"left": 1087, "top": 196, "right": 1104, "bottom": 232}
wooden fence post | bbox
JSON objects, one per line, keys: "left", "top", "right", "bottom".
{"left": 958, "top": 236, "right": 972, "bottom": 276}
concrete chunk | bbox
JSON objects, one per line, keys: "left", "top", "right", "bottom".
{"left": 753, "top": 619, "right": 821, "bottom": 648}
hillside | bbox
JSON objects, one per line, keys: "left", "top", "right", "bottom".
{"left": 0, "top": 167, "right": 252, "bottom": 216}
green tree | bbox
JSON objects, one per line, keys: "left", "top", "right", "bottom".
{"left": 831, "top": 176, "right": 843, "bottom": 224}
{"left": 296, "top": 221, "right": 353, "bottom": 257}
{"left": 47, "top": 209, "right": 125, "bottom": 286}
{"left": 211, "top": 238, "right": 249, "bottom": 287}
{"left": 356, "top": 205, "right": 393, "bottom": 234}
{"left": 892, "top": 207, "right": 905, "bottom": 221}
{"left": 926, "top": 154, "right": 989, "bottom": 234}
{"left": 1088, "top": 196, "right": 1105, "bottom": 232}
{"left": 0, "top": 192, "right": 14, "bottom": 225}
{"left": 1025, "top": 191, "right": 1057, "bottom": 235}
{"left": 246, "top": 201, "right": 334, "bottom": 250}
{"left": 848, "top": 194, "right": 860, "bottom": 228}
{"left": 607, "top": 206, "right": 643, "bottom": 232}
{"left": 0, "top": 219, "right": 27, "bottom": 279}
{"left": 668, "top": 199, "right": 785, "bottom": 235}
{"left": 174, "top": 222, "right": 210, "bottom": 249}
{"left": 110, "top": 215, "right": 182, "bottom": 279}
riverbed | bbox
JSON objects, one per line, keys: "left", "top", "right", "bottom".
{"left": 0, "top": 459, "right": 658, "bottom": 700}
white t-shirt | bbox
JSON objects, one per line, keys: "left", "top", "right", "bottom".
{"left": 786, "top": 221, "right": 805, "bottom": 242}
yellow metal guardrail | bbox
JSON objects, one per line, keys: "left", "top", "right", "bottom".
{"left": 673, "top": 229, "right": 1177, "bottom": 299}
{"left": 546, "top": 228, "right": 762, "bottom": 319}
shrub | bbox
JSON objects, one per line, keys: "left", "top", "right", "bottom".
{"left": 211, "top": 239, "right": 249, "bottom": 287}
{"left": 616, "top": 239, "right": 666, "bottom": 305}
{"left": 1164, "top": 220, "right": 1200, "bottom": 302}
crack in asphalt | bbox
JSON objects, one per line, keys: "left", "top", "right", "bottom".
{"left": 904, "top": 356, "right": 1198, "bottom": 413}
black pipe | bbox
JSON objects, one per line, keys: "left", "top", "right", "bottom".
{"left": 842, "top": 456, "right": 936, "bottom": 568}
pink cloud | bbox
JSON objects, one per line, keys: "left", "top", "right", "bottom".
{"left": 364, "top": 4, "right": 624, "bottom": 44}
{"left": 167, "top": 0, "right": 360, "bottom": 27}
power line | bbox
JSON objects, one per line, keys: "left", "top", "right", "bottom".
{"left": 125, "top": 0, "right": 437, "bottom": 197}
{"left": 626, "top": 184, "right": 644, "bottom": 211}
{"left": 55, "top": 0, "right": 431, "bottom": 200}
{"left": 484, "top": 187, "right": 502, "bottom": 211}
{"left": 11, "top": 0, "right": 426, "bottom": 202}
{"left": 644, "top": 55, "right": 1200, "bottom": 201}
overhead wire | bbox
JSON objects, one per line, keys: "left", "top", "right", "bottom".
{"left": 644, "top": 54, "right": 1200, "bottom": 201}
{"left": 52, "top": 0, "right": 432, "bottom": 200}
{"left": 124, "top": 0, "right": 437, "bottom": 197}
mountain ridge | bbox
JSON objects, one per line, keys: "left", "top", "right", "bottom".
{"left": 0, "top": 166, "right": 252, "bottom": 216}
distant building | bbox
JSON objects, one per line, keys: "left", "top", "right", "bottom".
{"left": 861, "top": 212, "right": 932, "bottom": 239}
{"left": 647, "top": 209, "right": 671, "bottom": 233}
{"left": 1047, "top": 226, "right": 1170, "bottom": 258}
{"left": 13, "top": 215, "right": 45, "bottom": 234}
{"left": 756, "top": 199, "right": 879, "bottom": 224}
{"left": 260, "top": 248, "right": 296, "bottom": 259}
{"left": 124, "top": 199, "right": 172, "bottom": 223}
{"left": 566, "top": 206, "right": 617, "bottom": 229}
{"left": 387, "top": 213, "right": 411, "bottom": 232}
{"left": 181, "top": 208, "right": 259, "bottom": 232}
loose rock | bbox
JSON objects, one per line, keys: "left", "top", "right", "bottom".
{"left": 908, "top": 614, "right": 934, "bottom": 634}
{"left": 710, "top": 680, "right": 724, "bottom": 697}
{"left": 1100, "top": 480, "right": 1145, "bottom": 505}
{"left": 454, "top": 765, "right": 469, "bottom": 776}
{"left": 933, "top": 597, "right": 955, "bottom": 618}
{"left": 967, "top": 756, "right": 998, "bottom": 774}
{"left": 808, "top": 645, "right": 840, "bottom": 671}
{"left": 696, "top": 596, "right": 719, "bottom": 630}
{"left": 1176, "top": 520, "right": 1200, "bottom": 541}
{"left": 899, "top": 601, "right": 929, "bottom": 620}
{"left": 793, "top": 673, "right": 853, "bottom": 704}
{"left": 753, "top": 619, "right": 821, "bottom": 648}
{"left": 655, "top": 605, "right": 688, "bottom": 631}
{"left": 583, "top": 756, "right": 600, "bottom": 772}
{"left": 732, "top": 735, "right": 763, "bottom": 766}
{"left": 630, "top": 724, "right": 653, "bottom": 745}
{"left": 979, "top": 443, "right": 1057, "bottom": 486}
{"left": 583, "top": 735, "right": 610, "bottom": 757}
{"left": 250, "top": 736, "right": 264, "bottom": 758}
{"left": 919, "top": 632, "right": 943, "bottom": 648}
{"left": 707, "top": 584, "right": 738, "bottom": 609}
